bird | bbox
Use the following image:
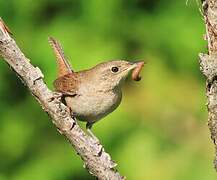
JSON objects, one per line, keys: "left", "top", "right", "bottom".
{"left": 48, "top": 37, "right": 144, "bottom": 138}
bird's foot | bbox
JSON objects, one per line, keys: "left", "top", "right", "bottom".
{"left": 87, "top": 128, "right": 100, "bottom": 144}
{"left": 48, "top": 92, "right": 63, "bottom": 102}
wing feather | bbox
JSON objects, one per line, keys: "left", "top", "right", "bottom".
{"left": 53, "top": 73, "right": 78, "bottom": 96}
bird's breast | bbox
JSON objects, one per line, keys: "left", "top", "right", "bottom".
{"left": 65, "top": 87, "right": 122, "bottom": 123}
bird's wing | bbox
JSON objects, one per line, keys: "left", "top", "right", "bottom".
{"left": 53, "top": 73, "right": 78, "bottom": 96}
{"left": 48, "top": 37, "right": 73, "bottom": 77}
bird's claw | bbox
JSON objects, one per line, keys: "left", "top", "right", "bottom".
{"left": 87, "top": 128, "right": 100, "bottom": 144}
{"left": 48, "top": 92, "right": 63, "bottom": 102}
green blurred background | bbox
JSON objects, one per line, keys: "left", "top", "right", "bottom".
{"left": 0, "top": 0, "right": 216, "bottom": 179}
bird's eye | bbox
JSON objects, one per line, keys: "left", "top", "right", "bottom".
{"left": 111, "top": 67, "right": 119, "bottom": 73}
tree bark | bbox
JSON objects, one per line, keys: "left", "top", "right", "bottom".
{"left": 200, "top": 0, "right": 217, "bottom": 170}
{"left": 0, "top": 18, "right": 124, "bottom": 180}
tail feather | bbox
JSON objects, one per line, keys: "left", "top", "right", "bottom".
{"left": 48, "top": 37, "right": 73, "bottom": 77}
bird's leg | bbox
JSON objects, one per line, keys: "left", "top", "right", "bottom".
{"left": 86, "top": 122, "right": 99, "bottom": 143}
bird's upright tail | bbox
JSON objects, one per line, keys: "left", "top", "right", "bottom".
{"left": 48, "top": 37, "right": 73, "bottom": 77}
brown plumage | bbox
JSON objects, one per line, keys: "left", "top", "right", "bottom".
{"left": 48, "top": 37, "right": 72, "bottom": 77}
{"left": 54, "top": 73, "right": 79, "bottom": 96}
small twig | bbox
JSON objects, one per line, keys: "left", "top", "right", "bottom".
{"left": 0, "top": 18, "right": 124, "bottom": 180}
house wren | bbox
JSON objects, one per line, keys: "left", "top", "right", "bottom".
{"left": 48, "top": 37, "right": 144, "bottom": 137}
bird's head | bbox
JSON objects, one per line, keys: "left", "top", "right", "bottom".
{"left": 87, "top": 60, "right": 144, "bottom": 90}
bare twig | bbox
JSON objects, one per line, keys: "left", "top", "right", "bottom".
{"left": 199, "top": 0, "right": 217, "bottom": 170}
{"left": 0, "top": 17, "right": 124, "bottom": 180}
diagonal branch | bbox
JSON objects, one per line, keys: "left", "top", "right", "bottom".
{"left": 199, "top": 0, "right": 217, "bottom": 170}
{"left": 0, "top": 17, "right": 124, "bottom": 180}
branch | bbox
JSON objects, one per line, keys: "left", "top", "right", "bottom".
{"left": 0, "top": 18, "right": 124, "bottom": 179}
{"left": 199, "top": 0, "right": 217, "bottom": 170}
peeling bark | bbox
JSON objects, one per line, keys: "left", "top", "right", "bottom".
{"left": 200, "top": 0, "right": 217, "bottom": 170}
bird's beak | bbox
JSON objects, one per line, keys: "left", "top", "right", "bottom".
{"left": 128, "top": 61, "right": 145, "bottom": 81}
{"left": 128, "top": 61, "right": 145, "bottom": 69}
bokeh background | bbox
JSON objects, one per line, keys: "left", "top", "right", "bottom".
{"left": 0, "top": 0, "right": 216, "bottom": 179}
